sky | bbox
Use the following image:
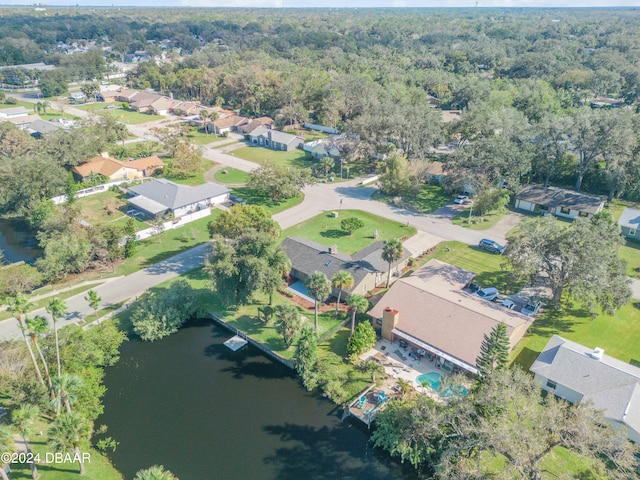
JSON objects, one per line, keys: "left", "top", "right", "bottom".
{"left": 0, "top": 0, "right": 637, "bottom": 6}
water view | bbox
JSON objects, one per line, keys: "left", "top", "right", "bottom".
{"left": 0, "top": 217, "right": 40, "bottom": 264}
{"left": 98, "top": 320, "right": 411, "bottom": 480}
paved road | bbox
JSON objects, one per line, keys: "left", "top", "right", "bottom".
{"left": 0, "top": 244, "right": 210, "bottom": 340}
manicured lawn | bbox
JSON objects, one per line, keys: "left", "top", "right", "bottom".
{"left": 185, "top": 126, "right": 222, "bottom": 145}
{"left": 452, "top": 208, "right": 508, "bottom": 230}
{"left": 280, "top": 210, "right": 416, "bottom": 255}
{"left": 75, "top": 190, "right": 149, "bottom": 231}
{"left": 0, "top": 101, "right": 79, "bottom": 120}
{"left": 228, "top": 146, "right": 315, "bottom": 169}
{"left": 378, "top": 184, "right": 452, "bottom": 214}
{"left": 230, "top": 186, "right": 303, "bottom": 215}
{"left": 214, "top": 167, "right": 249, "bottom": 184}
{"left": 619, "top": 240, "right": 640, "bottom": 278}
{"left": 160, "top": 157, "right": 212, "bottom": 186}
{"left": 76, "top": 104, "right": 163, "bottom": 124}
{"left": 300, "top": 130, "right": 329, "bottom": 142}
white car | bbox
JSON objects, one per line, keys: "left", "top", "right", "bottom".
{"left": 454, "top": 195, "right": 470, "bottom": 204}
{"left": 501, "top": 299, "right": 515, "bottom": 309}
{"left": 476, "top": 287, "right": 499, "bottom": 302}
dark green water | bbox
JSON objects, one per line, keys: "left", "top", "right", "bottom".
{"left": 0, "top": 217, "right": 40, "bottom": 264}
{"left": 98, "top": 320, "right": 411, "bottom": 480}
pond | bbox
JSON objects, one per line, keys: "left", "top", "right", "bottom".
{"left": 98, "top": 320, "right": 413, "bottom": 480}
{"left": 0, "top": 217, "right": 40, "bottom": 264}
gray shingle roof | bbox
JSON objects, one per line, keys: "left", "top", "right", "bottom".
{"left": 531, "top": 335, "right": 640, "bottom": 431}
{"left": 618, "top": 207, "right": 640, "bottom": 230}
{"left": 516, "top": 185, "right": 604, "bottom": 214}
{"left": 248, "top": 125, "right": 302, "bottom": 146}
{"left": 25, "top": 119, "right": 62, "bottom": 135}
{"left": 351, "top": 241, "right": 412, "bottom": 273}
{"left": 128, "top": 179, "right": 229, "bottom": 210}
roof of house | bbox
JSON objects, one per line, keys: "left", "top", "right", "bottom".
{"left": 128, "top": 178, "right": 230, "bottom": 211}
{"left": 618, "top": 207, "right": 640, "bottom": 230}
{"left": 248, "top": 125, "right": 303, "bottom": 145}
{"left": 426, "top": 161, "right": 444, "bottom": 177}
{"left": 72, "top": 154, "right": 128, "bottom": 178}
{"left": 238, "top": 117, "right": 274, "bottom": 134}
{"left": 126, "top": 155, "right": 164, "bottom": 171}
{"left": 515, "top": 185, "right": 604, "bottom": 214}
{"left": 129, "top": 92, "right": 165, "bottom": 108}
{"left": 150, "top": 97, "right": 179, "bottom": 112}
{"left": 25, "top": 119, "right": 62, "bottom": 135}
{"left": 441, "top": 110, "right": 462, "bottom": 123}
{"left": 530, "top": 335, "right": 640, "bottom": 432}
{"left": 213, "top": 114, "right": 249, "bottom": 129}
{"left": 0, "top": 106, "right": 29, "bottom": 116}
{"left": 351, "top": 240, "right": 412, "bottom": 273}
{"left": 368, "top": 259, "right": 531, "bottom": 371}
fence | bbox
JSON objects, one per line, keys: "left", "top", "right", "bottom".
{"left": 303, "top": 123, "right": 340, "bottom": 134}
{"left": 134, "top": 208, "right": 211, "bottom": 241}
{"left": 50, "top": 178, "right": 152, "bottom": 205}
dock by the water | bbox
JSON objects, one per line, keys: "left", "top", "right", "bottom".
{"left": 224, "top": 334, "right": 248, "bottom": 351}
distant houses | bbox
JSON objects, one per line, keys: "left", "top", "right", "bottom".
{"left": 514, "top": 185, "right": 604, "bottom": 219}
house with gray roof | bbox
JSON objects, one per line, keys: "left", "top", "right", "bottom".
{"left": 530, "top": 335, "right": 640, "bottom": 442}
{"left": 127, "top": 179, "right": 229, "bottom": 218}
{"left": 281, "top": 237, "right": 412, "bottom": 299}
{"left": 515, "top": 185, "right": 604, "bottom": 219}
{"left": 0, "top": 106, "right": 29, "bottom": 119}
{"left": 24, "top": 119, "right": 62, "bottom": 138}
{"left": 618, "top": 207, "right": 640, "bottom": 241}
{"left": 248, "top": 126, "right": 304, "bottom": 151}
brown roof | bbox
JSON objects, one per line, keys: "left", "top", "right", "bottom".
{"left": 72, "top": 155, "right": 127, "bottom": 178}
{"left": 213, "top": 114, "right": 248, "bottom": 129}
{"left": 441, "top": 110, "right": 462, "bottom": 123}
{"left": 515, "top": 185, "right": 604, "bottom": 214}
{"left": 150, "top": 97, "right": 179, "bottom": 112}
{"left": 426, "top": 161, "right": 444, "bottom": 176}
{"left": 238, "top": 117, "right": 274, "bottom": 134}
{"left": 126, "top": 155, "right": 164, "bottom": 171}
{"left": 368, "top": 259, "right": 531, "bottom": 369}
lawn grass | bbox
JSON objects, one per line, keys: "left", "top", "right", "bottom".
{"left": 377, "top": 184, "right": 452, "bottom": 214}
{"left": 452, "top": 208, "right": 508, "bottom": 230}
{"left": 75, "top": 104, "right": 163, "bottom": 124}
{"left": 185, "top": 126, "right": 222, "bottom": 146}
{"left": 280, "top": 210, "right": 417, "bottom": 255}
{"left": 214, "top": 167, "right": 249, "bottom": 184}
{"left": 228, "top": 146, "right": 315, "bottom": 169}
{"left": 300, "top": 130, "right": 329, "bottom": 142}
{"left": 230, "top": 186, "right": 303, "bottom": 215}
{"left": 75, "top": 190, "right": 149, "bottom": 231}
{"left": 0, "top": 101, "right": 79, "bottom": 120}
{"left": 619, "top": 240, "right": 640, "bottom": 278}
{"left": 160, "top": 157, "right": 212, "bottom": 186}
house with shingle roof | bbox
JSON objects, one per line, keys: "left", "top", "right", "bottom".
{"left": 0, "top": 106, "right": 29, "bottom": 119}
{"left": 127, "top": 178, "right": 229, "bottom": 218}
{"left": 515, "top": 185, "right": 604, "bottom": 219}
{"left": 72, "top": 153, "right": 164, "bottom": 182}
{"left": 530, "top": 335, "right": 640, "bottom": 442}
{"left": 248, "top": 126, "right": 304, "bottom": 151}
{"left": 212, "top": 114, "right": 249, "bottom": 135}
{"left": 281, "top": 237, "right": 412, "bottom": 299}
{"left": 618, "top": 207, "right": 640, "bottom": 241}
{"left": 24, "top": 119, "right": 62, "bottom": 138}
{"left": 368, "top": 259, "right": 533, "bottom": 375}
{"left": 237, "top": 116, "right": 274, "bottom": 135}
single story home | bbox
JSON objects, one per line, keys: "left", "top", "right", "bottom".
{"left": 149, "top": 97, "right": 180, "bottom": 115}
{"left": 530, "top": 335, "right": 640, "bottom": 443}
{"left": 368, "top": 259, "right": 533, "bottom": 375}
{"left": 237, "top": 116, "right": 274, "bottom": 135}
{"left": 72, "top": 153, "right": 164, "bottom": 182}
{"left": 617, "top": 207, "right": 640, "bottom": 241}
{"left": 281, "top": 237, "right": 412, "bottom": 298}
{"left": 128, "top": 92, "right": 166, "bottom": 112}
{"left": 69, "top": 92, "right": 86, "bottom": 104}
{"left": 590, "top": 97, "right": 625, "bottom": 109}
{"left": 0, "top": 106, "right": 29, "bottom": 119}
{"left": 23, "top": 119, "right": 62, "bottom": 138}
{"left": 303, "top": 135, "right": 344, "bottom": 159}
{"left": 127, "top": 178, "right": 229, "bottom": 218}
{"left": 515, "top": 185, "right": 604, "bottom": 219}
{"left": 212, "top": 114, "right": 249, "bottom": 135}
{"left": 248, "top": 126, "right": 304, "bottom": 151}
{"left": 425, "top": 161, "right": 445, "bottom": 183}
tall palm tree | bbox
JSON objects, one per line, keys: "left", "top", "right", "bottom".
{"left": 46, "top": 298, "right": 67, "bottom": 379}
{"left": 346, "top": 294, "right": 370, "bottom": 337}
{"left": 84, "top": 290, "right": 101, "bottom": 318}
{"left": 134, "top": 465, "right": 179, "bottom": 480}
{"left": 8, "top": 294, "right": 45, "bottom": 390}
{"left": 25, "top": 316, "right": 53, "bottom": 394}
{"left": 41, "top": 100, "right": 51, "bottom": 116}
{"left": 381, "top": 238, "right": 404, "bottom": 288}
{"left": 52, "top": 374, "right": 82, "bottom": 416}
{"left": 0, "top": 425, "right": 14, "bottom": 480}
{"left": 11, "top": 404, "right": 40, "bottom": 480}
{"left": 48, "top": 412, "right": 90, "bottom": 475}
{"left": 199, "top": 110, "right": 211, "bottom": 134}
{"left": 331, "top": 270, "right": 354, "bottom": 316}
{"left": 305, "top": 272, "right": 330, "bottom": 331}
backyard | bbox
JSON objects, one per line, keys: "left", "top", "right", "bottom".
{"left": 160, "top": 157, "right": 212, "bottom": 186}
{"left": 75, "top": 190, "right": 149, "bottom": 231}
{"left": 280, "top": 210, "right": 417, "bottom": 255}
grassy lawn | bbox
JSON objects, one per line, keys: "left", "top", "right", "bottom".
{"left": 160, "top": 157, "right": 212, "bottom": 186}
{"left": 377, "top": 184, "right": 452, "bottom": 214}
{"left": 75, "top": 190, "right": 149, "bottom": 231}
{"left": 214, "top": 167, "right": 249, "bottom": 184}
{"left": 300, "top": 130, "right": 329, "bottom": 142}
{"left": 280, "top": 210, "right": 417, "bottom": 255}
{"left": 452, "top": 208, "right": 508, "bottom": 230}
{"left": 0, "top": 101, "right": 79, "bottom": 120}
{"left": 619, "top": 240, "right": 640, "bottom": 277}
{"left": 113, "top": 211, "right": 220, "bottom": 277}
{"left": 185, "top": 126, "right": 222, "bottom": 146}
{"left": 75, "top": 104, "right": 163, "bottom": 125}
{"left": 228, "top": 146, "right": 315, "bottom": 169}
{"left": 230, "top": 186, "right": 303, "bottom": 215}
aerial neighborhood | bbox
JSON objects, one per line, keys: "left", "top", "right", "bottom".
{"left": 0, "top": 6, "right": 639, "bottom": 480}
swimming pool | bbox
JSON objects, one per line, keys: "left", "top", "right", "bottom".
{"left": 416, "top": 371, "right": 443, "bottom": 390}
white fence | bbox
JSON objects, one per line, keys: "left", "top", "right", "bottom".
{"left": 134, "top": 208, "right": 212, "bottom": 241}
{"left": 303, "top": 123, "right": 340, "bottom": 134}
{"left": 50, "top": 178, "right": 152, "bottom": 205}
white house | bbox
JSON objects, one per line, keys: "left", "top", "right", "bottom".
{"left": 530, "top": 335, "right": 640, "bottom": 443}
{"left": 127, "top": 178, "right": 229, "bottom": 218}
{"left": 618, "top": 207, "right": 640, "bottom": 241}
{"left": 515, "top": 185, "right": 604, "bottom": 219}
{"left": 0, "top": 106, "right": 29, "bottom": 119}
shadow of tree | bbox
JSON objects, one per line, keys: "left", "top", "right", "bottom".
{"left": 320, "top": 229, "right": 349, "bottom": 240}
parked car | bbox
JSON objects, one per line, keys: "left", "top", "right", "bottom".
{"left": 521, "top": 300, "right": 542, "bottom": 316}
{"left": 476, "top": 287, "right": 499, "bottom": 302}
{"left": 501, "top": 299, "right": 515, "bottom": 309}
{"left": 454, "top": 194, "right": 470, "bottom": 204}
{"left": 478, "top": 238, "right": 505, "bottom": 254}
{"left": 229, "top": 195, "right": 245, "bottom": 204}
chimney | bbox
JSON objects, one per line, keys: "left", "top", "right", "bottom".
{"left": 381, "top": 307, "right": 400, "bottom": 341}
{"left": 267, "top": 130, "right": 272, "bottom": 141}
{"left": 591, "top": 347, "right": 604, "bottom": 361}
{"left": 100, "top": 152, "right": 110, "bottom": 158}
{"left": 328, "top": 244, "right": 338, "bottom": 255}
{"left": 169, "top": 92, "right": 173, "bottom": 99}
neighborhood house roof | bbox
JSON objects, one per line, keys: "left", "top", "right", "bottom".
{"left": 618, "top": 207, "right": 640, "bottom": 231}
{"left": 213, "top": 114, "right": 248, "bottom": 129}
{"left": 368, "top": 259, "right": 532, "bottom": 372}
{"left": 516, "top": 185, "right": 604, "bottom": 214}
{"left": 238, "top": 117, "right": 274, "bottom": 134}
{"left": 72, "top": 154, "right": 129, "bottom": 178}
{"left": 0, "top": 106, "right": 29, "bottom": 116}
{"left": 530, "top": 335, "right": 640, "bottom": 434}
{"left": 25, "top": 119, "right": 62, "bottom": 135}
{"left": 125, "top": 155, "right": 164, "bottom": 172}
{"left": 249, "top": 125, "right": 303, "bottom": 145}
{"left": 128, "top": 178, "right": 230, "bottom": 211}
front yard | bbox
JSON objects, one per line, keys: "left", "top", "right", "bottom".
{"left": 230, "top": 186, "right": 304, "bottom": 215}
{"left": 75, "top": 103, "right": 164, "bottom": 124}
{"left": 280, "top": 210, "right": 417, "bottom": 255}
{"left": 228, "top": 145, "right": 315, "bottom": 169}
{"left": 376, "top": 184, "right": 452, "bottom": 214}
{"left": 451, "top": 208, "right": 508, "bottom": 230}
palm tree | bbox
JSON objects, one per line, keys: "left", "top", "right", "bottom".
{"left": 134, "top": 465, "right": 179, "bottom": 480}
{"left": 48, "top": 412, "right": 90, "bottom": 475}
{"left": 41, "top": 100, "right": 51, "bottom": 116}
{"left": 381, "top": 238, "right": 404, "bottom": 288}
{"left": 84, "top": 290, "right": 101, "bottom": 318}
{"left": 331, "top": 271, "right": 353, "bottom": 316}
{"left": 46, "top": 298, "right": 67, "bottom": 379}
{"left": 8, "top": 294, "right": 45, "bottom": 390}
{"left": 25, "top": 316, "right": 53, "bottom": 394}
{"left": 199, "top": 110, "right": 211, "bottom": 134}
{"left": 0, "top": 425, "right": 14, "bottom": 480}
{"left": 52, "top": 374, "right": 83, "bottom": 415}
{"left": 11, "top": 404, "right": 40, "bottom": 480}
{"left": 305, "top": 272, "right": 330, "bottom": 331}
{"left": 320, "top": 157, "right": 334, "bottom": 177}
{"left": 346, "top": 294, "right": 370, "bottom": 337}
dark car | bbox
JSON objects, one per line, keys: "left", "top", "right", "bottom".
{"left": 478, "top": 238, "right": 505, "bottom": 254}
{"left": 229, "top": 195, "right": 245, "bottom": 204}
